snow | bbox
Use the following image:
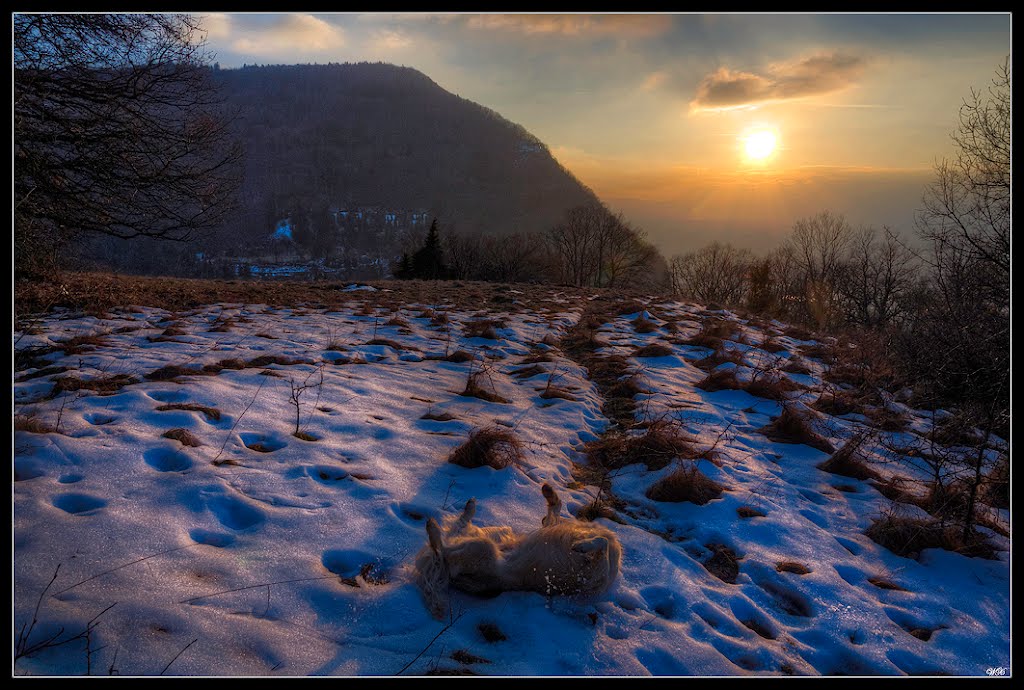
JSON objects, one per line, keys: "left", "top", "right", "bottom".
{"left": 13, "top": 296, "right": 1009, "bottom": 676}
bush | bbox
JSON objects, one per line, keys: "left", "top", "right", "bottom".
{"left": 448, "top": 426, "right": 523, "bottom": 469}
{"left": 865, "top": 514, "right": 996, "bottom": 560}
{"left": 645, "top": 465, "right": 724, "bottom": 505}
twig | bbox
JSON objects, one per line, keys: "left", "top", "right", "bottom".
{"left": 211, "top": 372, "right": 270, "bottom": 465}
{"left": 160, "top": 637, "right": 198, "bottom": 675}
{"left": 396, "top": 609, "right": 465, "bottom": 675}
{"left": 179, "top": 574, "right": 338, "bottom": 604}
{"left": 54, "top": 544, "right": 197, "bottom": 596}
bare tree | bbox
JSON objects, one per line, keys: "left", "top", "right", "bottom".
{"left": 834, "top": 227, "right": 919, "bottom": 329}
{"left": 670, "top": 241, "right": 753, "bottom": 306}
{"left": 14, "top": 13, "right": 241, "bottom": 278}
{"left": 917, "top": 56, "right": 1010, "bottom": 303}
{"left": 785, "top": 210, "right": 855, "bottom": 327}
{"left": 545, "top": 204, "right": 604, "bottom": 287}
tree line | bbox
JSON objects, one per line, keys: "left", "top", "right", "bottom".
{"left": 393, "top": 205, "right": 668, "bottom": 289}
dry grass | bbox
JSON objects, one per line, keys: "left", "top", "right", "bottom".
{"left": 14, "top": 414, "right": 56, "bottom": 434}
{"left": 781, "top": 359, "right": 813, "bottom": 376}
{"left": 799, "top": 343, "right": 836, "bottom": 364}
{"left": 155, "top": 403, "right": 222, "bottom": 421}
{"left": 646, "top": 465, "right": 724, "bottom": 505}
{"left": 60, "top": 333, "right": 110, "bottom": 355}
{"left": 737, "top": 506, "right": 767, "bottom": 519}
{"left": 14, "top": 365, "right": 70, "bottom": 382}
{"left": 511, "top": 364, "right": 547, "bottom": 379}
{"left": 586, "top": 420, "right": 702, "bottom": 471}
{"left": 539, "top": 382, "right": 577, "bottom": 401}
{"left": 743, "top": 373, "right": 804, "bottom": 401}
{"left": 983, "top": 456, "right": 1009, "bottom": 509}
{"left": 865, "top": 514, "right": 996, "bottom": 560}
{"left": 51, "top": 374, "right": 138, "bottom": 396}
{"left": 867, "top": 576, "right": 906, "bottom": 591}
{"left": 464, "top": 319, "right": 504, "bottom": 340}
{"left": 145, "top": 364, "right": 213, "bottom": 381}
{"left": 575, "top": 498, "right": 625, "bottom": 524}
{"left": 759, "top": 405, "right": 835, "bottom": 454}
{"left": 246, "top": 354, "right": 311, "bottom": 368}
{"left": 366, "top": 338, "right": 404, "bottom": 349}
{"left": 812, "top": 390, "right": 861, "bottom": 416}
{"left": 693, "top": 346, "right": 746, "bottom": 371}
{"left": 421, "top": 411, "right": 458, "bottom": 422}
{"left": 162, "top": 428, "right": 203, "bottom": 447}
{"left": 448, "top": 426, "right": 523, "bottom": 469}
{"left": 444, "top": 350, "right": 476, "bottom": 363}
{"left": 817, "top": 436, "right": 880, "bottom": 481}
{"left": 634, "top": 342, "right": 673, "bottom": 358}
{"left": 702, "top": 543, "right": 740, "bottom": 583}
{"left": 632, "top": 316, "right": 659, "bottom": 334}
{"left": 776, "top": 561, "right": 811, "bottom": 575}
{"left": 293, "top": 431, "right": 319, "bottom": 442}
{"left": 460, "top": 372, "right": 510, "bottom": 404}
{"left": 685, "top": 320, "right": 738, "bottom": 349}
{"left": 616, "top": 299, "right": 646, "bottom": 316}
{"left": 696, "top": 368, "right": 742, "bottom": 393}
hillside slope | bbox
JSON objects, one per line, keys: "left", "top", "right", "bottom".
{"left": 13, "top": 285, "right": 1009, "bottom": 676}
{"left": 210, "top": 62, "right": 601, "bottom": 251}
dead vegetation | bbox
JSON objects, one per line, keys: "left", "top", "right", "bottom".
{"left": 776, "top": 561, "right": 811, "bottom": 575}
{"left": 448, "top": 426, "right": 523, "bottom": 469}
{"left": 632, "top": 315, "right": 659, "bottom": 334}
{"left": 817, "top": 434, "right": 880, "bottom": 481}
{"left": 51, "top": 374, "right": 138, "bottom": 397}
{"left": 162, "top": 428, "right": 203, "bottom": 447}
{"left": 14, "top": 414, "right": 57, "bottom": 434}
{"left": 645, "top": 465, "right": 725, "bottom": 505}
{"left": 759, "top": 404, "right": 835, "bottom": 454}
{"left": 865, "top": 512, "right": 996, "bottom": 560}
{"left": 460, "top": 371, "right": 510, "bottom": 404}
{"left": 463, "top": 319, "right": 504, "bottom": 340}
{"left": 155, "top": 403, "right": 221, "bottom": 421}
{"left": 685, "top": 319, "right": 739, "bottom": 349}
{"left": 737, "top": 506, "right": 767, "bottom": 519}
{"left": 634, "top": 342, "right": 674, "bottom": 358}
{"left": 702, "top": 543, "right": 740, "bottom": 584}
{"left": 585, "top": 419, "right": 703, "bottom": 472}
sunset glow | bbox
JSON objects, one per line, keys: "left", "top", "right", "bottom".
{"left": 742, "top": 129, "right": 778, "bottom": 163}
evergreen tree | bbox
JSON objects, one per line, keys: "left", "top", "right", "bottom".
{"left": 393, "top": 252, "right": 413, "bottom": 279}
{"left": 410, "top": 219, "right": 449, "bottom": 280}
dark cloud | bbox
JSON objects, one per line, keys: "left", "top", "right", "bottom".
{"left": 691, "top": 53, "right": 868, "bottom": 111}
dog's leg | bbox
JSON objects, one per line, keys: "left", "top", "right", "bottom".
{"left": 426, "top": 517, "right": 445, "bottom": 554}
{"left": 449, "top": 497, "right": 477, "bottom": 536}
{"left": 541, "top": 483, "right": 563, "bottom": 527}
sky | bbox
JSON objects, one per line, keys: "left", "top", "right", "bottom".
{"left": 199, "top": 12, "right": 1011, "bottom": 256}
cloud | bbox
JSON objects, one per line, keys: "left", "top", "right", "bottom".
{"left": 464, "top": 14, "right": 671, "bottom": 38}
{"left": 230, "top": 14, "right": 344, "bottom": 56}
{"left": 690, "top": 53, "right": 868, "bottom": 111}
{"left": 199, "top": 13, "right": 232, "bottom": 41}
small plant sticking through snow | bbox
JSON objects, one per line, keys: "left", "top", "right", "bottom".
{"left": 448, "top": 426, "right": 524, "bottom": 469}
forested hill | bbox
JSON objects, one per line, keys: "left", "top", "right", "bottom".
{"left": 211, "top": 62, "right": 602, "bottom": 248}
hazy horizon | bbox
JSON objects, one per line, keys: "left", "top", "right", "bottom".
{"left": 200, "top": 12, "right": 1010, "bottom": 255}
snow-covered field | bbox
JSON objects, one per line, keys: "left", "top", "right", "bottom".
{"left": 13, "top": 288, "right": 1010, "bottom": 676}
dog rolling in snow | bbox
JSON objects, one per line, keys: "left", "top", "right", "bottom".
{"left": 415, "top": 483, "right": 621, "bottom": 619}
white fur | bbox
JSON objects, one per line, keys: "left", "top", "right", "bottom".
{"left": 414, "top": 484, "right": 622, "bottom": 619}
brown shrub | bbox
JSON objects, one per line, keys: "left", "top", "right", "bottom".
{"left": 448, "top": 426, "right": 523, "bottom": 469}
{"left": 817, "top": 436, "right": 880, "bottom": 481}
{"left": 781, "top": 359, "right": 813, "bottom": 376}
{"left": 421, "top": 411, "right": 458, "bottom": 422}
{"left": 616, "top": 299, "right": 646, "bottom": 316}
{"left": 460, "top": 372, "right": 510, "bottom": 404}
{"left": 155, "top": 403, "right": 221, "bottom": 421}
{"left": 867, "top": 406, "right": 910, "bottom": 432}
{"left": 799, "top": 343, "right": 836, "bottom": 364}
{"left": 366, "top": 338, "right": 404, "bottom": 349}
{"left": 737, "top": 506, "right": 767, "bottom": 518}
{"left": 646, "top": 465, "right": 724, "bottom": 505}
{"left": 14, "top": 365, "right": 70, "bottom": 382}
{"left": 632, "top": 316, "right": 659, "bottom": 334}
{"left": 696, "top": 367, "right": 742, "bottom": 393}
{"left": 14, "top": 414, "right": 56, "bottom": 434}
{"left": 702, "top": 543, "right": 740, "bottom": 583}
{"left": 693, "top": 346, "right": 746, "bottom": 371}
{"left": 52, "top": 374, "right": 138, "bottom": 396}
{"left": 812, "top": 391, "right": 861, "bottom": 416}
{"left": 464, "top": 320, "right": 502, "bottom": 340}
{"left": 759, "top": 337, "right": 788, "bottom": 354}
{"left": 743, "top": 373, "right": 804, "bottom": 401}
{"left": 60, "top": 333, "right": 110, "bottom": 354}
{"left": 586, "top": 420, "right": 701, "bottom": 471}
{"left": 634, "top": 342, "right": 674, "bottom": 358}
{"left": 760, "top": 405, "right": 835, "bottom": 454}
{"left": 576, "top": 498, "right": 625, "bottom": 524}
{"left": 162, "top": 428, "right": 203, "bottom": 447}
{"left": 685, "top": 320, "right": 737, "bottom": 349}
{"left": 511, "top": 364, "right": 547, "bottom": 379}
{"left": 444, "top": 350, "right": 476, "bottom": 363}
{"left": 865, "top": 514, "right": 996, "bottom": 560}
{"left": 776, "top": 561, "right": 811, "bottom": 575}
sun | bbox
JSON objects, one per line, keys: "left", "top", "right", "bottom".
{"left": 741, "top": 129, "right": 779, "bottom": 163}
